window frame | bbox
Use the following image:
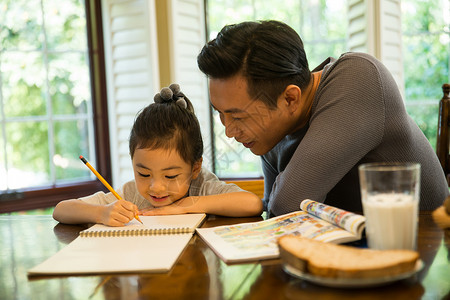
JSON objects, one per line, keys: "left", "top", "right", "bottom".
{"left": 0, "top": 0, "right": 111, "bottom": 213}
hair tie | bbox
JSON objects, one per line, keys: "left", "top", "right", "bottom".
{"left": 176, "top": 98, "right": 187, "bottom": 109}
{"left": 153, "top": 83, "right": 187, "bottom": 109}
{"left": 169, "top": 83, "right": 181, "bottom": 95}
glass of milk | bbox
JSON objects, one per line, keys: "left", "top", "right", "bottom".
{"left": 358, "top": 162, "right": 420, "bottom": 250}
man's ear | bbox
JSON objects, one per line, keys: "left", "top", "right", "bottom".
{"left": 191, "top": 157, "right": 203, "bottom": 179}
{"left": 283, "top": 85, "right": 302, "bottom": 113}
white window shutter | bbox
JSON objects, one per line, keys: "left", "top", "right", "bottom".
{"left": 348, "top": 0, "right": 404, "bottom": 96}
{"left": 102, "top": 0, "right": 160, "bottom": 186}
{"left": 166, "top": 0, "right": 212, "bottom": 170}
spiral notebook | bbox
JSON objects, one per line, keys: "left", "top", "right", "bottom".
{"left": 28, "top": 213, "right": 206, "bottom": 276}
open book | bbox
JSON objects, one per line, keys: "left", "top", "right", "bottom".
{"left": 28, "top": 213, "right": 206, "bottom": 276}
{"left": 196, "top": 200, "right": 365, "bottom": 263}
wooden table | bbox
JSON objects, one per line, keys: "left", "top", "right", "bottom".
{"left": 1, "top": 212, "right": 449, "bottom": 300}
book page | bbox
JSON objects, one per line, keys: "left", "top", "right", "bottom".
{"left": 197, "top": 211, "right": 359, "bottom": 263}
{"left": 81, "top": 213, "right": 206, "bottom": 235}
{"left": 300, "top": 199, "right": 366, "bottom": 237}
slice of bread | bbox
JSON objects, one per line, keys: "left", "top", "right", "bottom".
{"left": 278, "top": 235, "right": 419, "bottom": 279}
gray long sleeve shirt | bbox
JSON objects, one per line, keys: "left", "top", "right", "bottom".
{"left": 262, "top": 52, "right": 448, "bottom": 216}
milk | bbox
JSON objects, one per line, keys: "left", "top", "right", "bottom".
{"left": 362, "top": 193, "right": 418, "bottom": 250}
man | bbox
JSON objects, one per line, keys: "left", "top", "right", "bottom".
{"left": 197, "top": 20, "right": 448, "bottom": 216}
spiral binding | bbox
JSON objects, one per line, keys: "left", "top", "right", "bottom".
{"left": 79, "top": 227, "right": 192, "bottom": 238}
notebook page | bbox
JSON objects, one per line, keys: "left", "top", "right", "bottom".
{"left": 28, "top": 233, "right": 193, "bottom": 275}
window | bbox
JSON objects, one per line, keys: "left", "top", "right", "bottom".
{"left": 206, "top": 0, "right": 347, "bottom": 178}
{"left": 0, "top": 0, "right": 110, "bottom": 212}
{"left": 402, "top": 0, "right": 450, "bottom": 149}
{"left": 206, "top": 0, "right": 450, "bottom": 179}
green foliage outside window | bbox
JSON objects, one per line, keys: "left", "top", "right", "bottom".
{"left": 0, "top": 0, "right": 92, "bottom": 190}
{"left": 208, "top": 0, "right": 449, "bottom": 178}
{"left": 402, "top": 0, "right": 450, "bottom": 151}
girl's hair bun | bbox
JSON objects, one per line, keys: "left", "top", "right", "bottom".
{"left": 153, "top": 83, "right": 187, "bottom": 109}
{"left": 169, "top": 83, "right": 181, "bottom": 95}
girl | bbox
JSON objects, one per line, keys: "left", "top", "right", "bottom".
{"left": 53, "top": 84, "right": 263, "bottom": 226}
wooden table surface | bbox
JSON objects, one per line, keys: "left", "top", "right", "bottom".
{"left": 0, "top": 212, "right": 449, "bottom": 300}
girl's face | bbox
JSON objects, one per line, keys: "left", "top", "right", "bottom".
{"left": 132, "top": 148, "right": 202, "bottom": 207}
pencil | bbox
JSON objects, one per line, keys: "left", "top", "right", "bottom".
{"left": 79, "top": 155, "right": 143, "bottom": 224}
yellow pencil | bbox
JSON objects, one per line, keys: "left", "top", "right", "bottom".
{"left": 79, "top": 155, "right": 143, "bottom": 224}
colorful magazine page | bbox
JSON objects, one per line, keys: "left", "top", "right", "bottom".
{"left": 300, "top": 199, "right": 366, "bottom": 237}
{"left": 197, "top": 203, "right": 365, "bottom": 263}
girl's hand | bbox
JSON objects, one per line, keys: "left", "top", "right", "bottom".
{"left": 100, "top": 200, "right": 139, "bottom": 226}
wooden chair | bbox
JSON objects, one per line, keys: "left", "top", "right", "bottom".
{"left": 225, "top": 179, "right": 265, "bottom": 199}
{"left": 436, "top": 83, "right": 450, "bottom": 186}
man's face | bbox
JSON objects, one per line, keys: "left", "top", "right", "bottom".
{"left": 209, "top": 75, "right": 289, "bottom": 156}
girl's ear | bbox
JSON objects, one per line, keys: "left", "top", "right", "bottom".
{"left": 191, "top": 158, "right": 203, "bottom": 179}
